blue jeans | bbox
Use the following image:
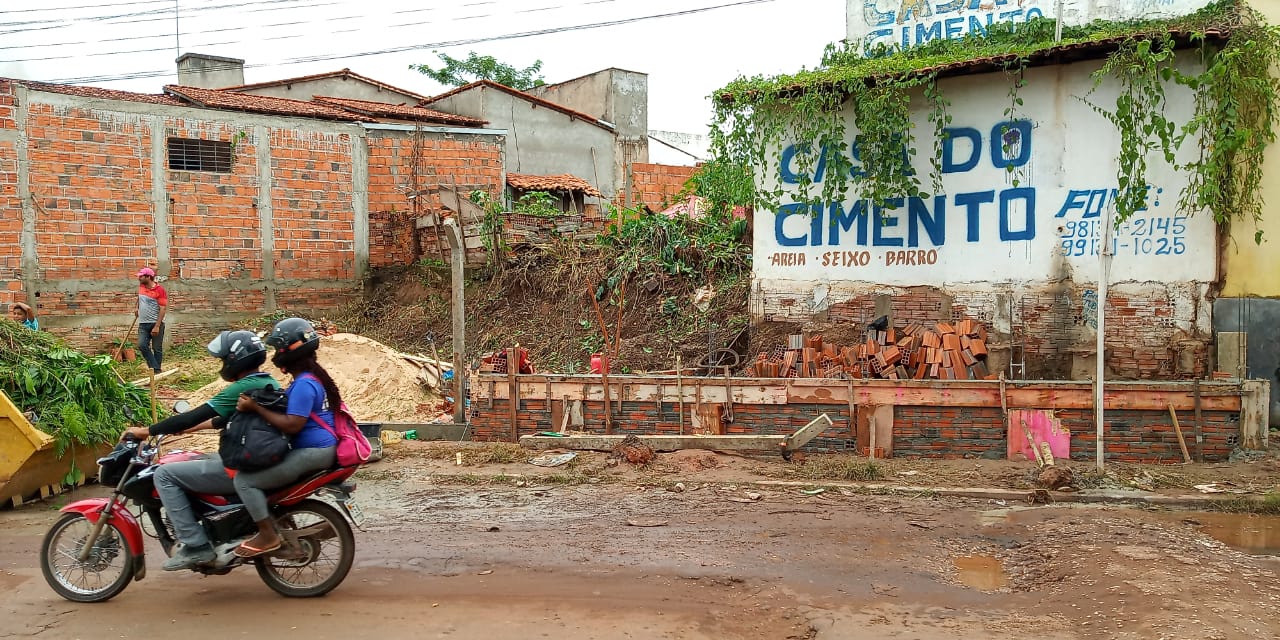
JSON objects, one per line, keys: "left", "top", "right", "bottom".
{"left": 153, "top": 455, "right": 235, "bottom": 548}
{"left": 138, "top": 322, "right": 164, "bottom": 372}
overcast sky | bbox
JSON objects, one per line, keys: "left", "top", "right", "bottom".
{"left": 0, "top": 0, "right": 847, "bottom": 134}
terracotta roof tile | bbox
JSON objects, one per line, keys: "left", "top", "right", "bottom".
{"left": 507, "top": 172, "right": 602, "bottom": 198}
{"left": 424, "top": 80, "right": 614, "bottom": 132}
{"left": 164, "top": 85, "right": 373, "bottom": 121}
{"left": 219, "top": 68, "right": 431, "bottom": 101}
{"left": 311, "top": 96, "right": 487, "bottom": 126}
{"left": 10, "top": 79, "right": 183, "bottom": 105}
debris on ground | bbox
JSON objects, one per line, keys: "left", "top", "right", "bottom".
{"left": 1036, "top": 466, "right": 1075, "bottom": 490}
{"left": 529, "top": 452, "right": 576, "bottom": 467}
{"left": 611, "top": 434, "right": 654, "bottom": 465}
{"left": 626, "top": 518, "right": 669, "bottom": 527}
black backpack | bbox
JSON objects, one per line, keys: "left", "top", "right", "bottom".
{"left": 219, "top": 386, "right": 291, "bottom": 471}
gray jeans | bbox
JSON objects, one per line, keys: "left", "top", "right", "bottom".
{"left": 153, "top": 455, "right": 234, "bottom": 548}
{"left": 233, "top": 446, "right": 336, "bottom": 522}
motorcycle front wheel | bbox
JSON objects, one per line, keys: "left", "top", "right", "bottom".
{"left": 40, "top": 513, "right": 135, "bottom": 603}
{"left": 255, "top": 499, "right": 354, "bottom": 597}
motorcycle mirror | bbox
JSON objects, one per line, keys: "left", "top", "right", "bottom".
{"left": 173, "top": 400, "right": 192, "bottom": 413}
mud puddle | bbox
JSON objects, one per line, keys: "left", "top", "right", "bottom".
{"left": 953, "top": 555, "right": 1007, "bottom": 590}
{"left": 1173, "top": 511, "right": 1280, "bottom": 555}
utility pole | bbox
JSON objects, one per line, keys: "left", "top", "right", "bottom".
{"left": 444, "top": 218, "right": 467, "bottom": 425}
{"left": 1095, "top": 202, "right": 1115, "bottom": 473}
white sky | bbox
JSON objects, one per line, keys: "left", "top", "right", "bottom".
{"left": 0, "top": 0, "right": 847, "bottom": 134}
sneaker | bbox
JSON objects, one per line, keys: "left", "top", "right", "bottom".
{"left": 162, "top": 543, "right": 215, "bottom": 571}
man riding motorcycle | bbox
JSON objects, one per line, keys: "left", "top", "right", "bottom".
{"left": 123, "top": 330, "right": 279, "bottom": 570}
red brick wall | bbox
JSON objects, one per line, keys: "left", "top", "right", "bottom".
{"left": 629, "top": 162, "right": 696, "bottom": 211}
{"left": 8, "top": 88, "right": 368, "bottom": 348}
{"left": 468, "top": 380, "right": 1240, "bottom": 463}
{"left": 366, "top": 132, "right": 503, "bottom": 267}
{"left": 0, "top": 81, "right": 20, "bottom": 307}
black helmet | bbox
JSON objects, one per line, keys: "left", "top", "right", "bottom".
{"left": 266, "top": 317, "right": 320, "bottom": 368}
{"left": 207, "top": 330, "right": 267, "bottom": 381}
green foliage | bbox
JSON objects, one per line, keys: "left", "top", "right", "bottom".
{"left": 597, "top": 206, "right": 750, "bottom": 282}
{"left": 410, "top": 50, "right": 546, "bottom": 90}
{"left": 0, "top": 321, "right": 153, "bottom": 455}
{"left": 469, "top": 189, "right": 510, "bottom": 264}
{"left": 682, "top": 157, "right": 755, "bottom": 217}
{"left": 512, "top": 191, "right": 563, "bottom": 218}
{"left": 710, "top": 0, "right": 1277, "bottom": 238}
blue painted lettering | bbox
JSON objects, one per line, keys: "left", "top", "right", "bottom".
{"left": 944, "top": 16, "right": 965, "bottom": 39}
{"left": 999, "top": 188, "right": 1036, "bottom": 241}
{"left": 776, "top": 202, "right": 808, "bottom": 247}
{"left": 942, "top": 127, "right": 982, "bottom": 173}
{"left": 872, "top": 199, "right": 905, "bottom": 247}
{"left": 907, "top": 196, "right": 946, "bottom": 247}
{"left": 828, "top": 201, "right": 870, "bottom": 245}
{"left": 956, "top": 190, "right": 996, "bottom": 242}
{"left": 915, "top": 21, "right": 943, "bottom": 43}
{"left": 991, "top": 120, "right": 1032, "bottom": 169}
{"left": 1055, "top": 189, "right": 1090, "bottom": 218}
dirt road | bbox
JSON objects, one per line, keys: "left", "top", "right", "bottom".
{"left": 3, "top": 452, "right": 1280, "bottom": 639}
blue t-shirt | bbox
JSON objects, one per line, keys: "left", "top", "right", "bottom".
{"left": 286, "top": 375, "right": 338, "bottom": 449}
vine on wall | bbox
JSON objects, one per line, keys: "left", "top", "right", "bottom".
{"left": 711, "top": 0, "right": 1280, "bottom": 241}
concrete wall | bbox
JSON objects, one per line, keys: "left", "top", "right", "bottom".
{"left": 0, "top": 80, "right": 366, "bottom": 349}
{"left": 753, "top": 54, "right": 1218, "bottom": 380}
{"left": 525, "top": 69, "right": 649, "bottom": 205}
{"left": 234, "top": 78, "right": 424, "bottom": 104}
{"left": 846, "top": 0, "right": 1215, "bottom": 50}
{"left": 176, "top": 53, "right": 245, "bottom": 89}
{"left": 429, "top": 86, "right": 617, "bottom": 200}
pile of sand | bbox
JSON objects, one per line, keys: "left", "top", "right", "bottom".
{"left": 185, "top": 333, "right": 436, "bottom": 422}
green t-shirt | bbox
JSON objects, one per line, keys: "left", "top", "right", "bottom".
{"left": 206, "top": 372, "right": 280, "bottom": 417}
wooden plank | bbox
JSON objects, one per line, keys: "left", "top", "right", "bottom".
{"left": 521, "top": 434, "right": 788, "bottom": 452}
{"left": 1168, "top": 404, "right": 1192, "bottom": 463}
{"left": 506, "top": 348, "right": 519, "bottom": 442}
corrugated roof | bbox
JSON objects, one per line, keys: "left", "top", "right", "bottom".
{"left": 507, "top": 172, "right": 602, "bottom": 197}
{"left": 164, "top": 85, "right": 376, "bottom": 121}
{"left": 219, "top": 68, "right": 432, "bottom": 102}
{"left": 312, "top": 96, "right": 487, "bottom": 127}
{"left": 424, "top": 80, "right": 614, "bottom": 132}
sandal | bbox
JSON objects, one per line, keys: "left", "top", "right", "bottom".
{"left": 233, "top": 539, "right": 282, "bottom": 558}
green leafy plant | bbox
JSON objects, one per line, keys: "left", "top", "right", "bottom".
{"left": 469, "top": 189, "right": 509, "bottom": 265}
{"left": 597, "top": 205, "right": 750, "bottom": 283}
{"left": 410, "top": 51, "right": 546, "bottom": 90}
{"left": 512, "top": 191, "right": 563, "bottom": 218}
{"left": 0, "top": 321, "right": 153, "bottom": 455}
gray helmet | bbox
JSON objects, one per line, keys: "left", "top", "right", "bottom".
{"left": 207, "top": 330, "right": 267, "bottom": 381}
{"left": 265, "top": 317, "right": 320, "bottom": 367}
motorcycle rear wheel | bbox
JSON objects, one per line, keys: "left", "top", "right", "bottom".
{"left": 40, "top": 513, "right": 135, "bottom": 603}
{"left": 255, "top": 499, "right": 354, "bottom": 597}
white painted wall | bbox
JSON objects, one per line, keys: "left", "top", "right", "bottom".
{"left": 754, "top": 53, "right": 1217, "bottom": 291}
{"left": 847, "top": 0, "right": 1215, "bottom": 50}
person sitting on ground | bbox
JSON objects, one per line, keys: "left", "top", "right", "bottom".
{"left": 9, "top": 302, "right": 38, "bottom": 330}
{"left": 232, "top": 317, "right": 338, "bottom": 558}
{"left": 123, "top": 330, "right": 279, "bottom": 570}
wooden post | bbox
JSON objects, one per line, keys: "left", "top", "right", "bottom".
{"left": 676, "top": 355, "right": 684, "bottom": 435}
{"left": 444, "top": 219, "right": 467, "bottom": 425}
{"left": 1168, "top": 403, "right": 1192, "bottom": 463}
{"left": 847, "top": 380, "right": 856, "bottom": 439}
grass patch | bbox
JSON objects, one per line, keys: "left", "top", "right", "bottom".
{"left": 1206, "top": 493, "right": 1280, "bottom": 515}
{"left": 795, "top": 455, "right": 885, "bottom": 482}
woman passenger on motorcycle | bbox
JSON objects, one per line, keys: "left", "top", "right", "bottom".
{"left": 123, "top": 330, "right": 280, "bottom": 571}
{"left": 232, "top": 317, "right": 338, "bottom": 558}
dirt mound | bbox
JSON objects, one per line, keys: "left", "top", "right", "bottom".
{"left": 661, "top": 449, "right": 724, "bottom": 472}
{"left": 611, "top": 434, "right": 654, "bottom": 465}
{"left": 186, "top": 333, "right": 435, "bottom": 422}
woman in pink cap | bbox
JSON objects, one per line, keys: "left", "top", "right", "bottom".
{"left": 135, "top": 267, "right": 168, "bottom": 373}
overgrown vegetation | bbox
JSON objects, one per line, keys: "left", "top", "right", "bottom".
{"left": 0, "top": 321, "right": 152, "bottom": 455}
{"left": 711, "top": 0, "right": 1280, "bottom": 236}
{"left": 1207, "top": 493, "right": 1280, "bottom": 515}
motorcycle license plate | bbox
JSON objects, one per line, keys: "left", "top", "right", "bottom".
{"left": 339, "top": 496, "right": 365, "bottom": 526}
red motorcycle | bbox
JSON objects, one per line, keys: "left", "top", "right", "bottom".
{"left": 39, "top": 429, "right": 364, "bottom": 602}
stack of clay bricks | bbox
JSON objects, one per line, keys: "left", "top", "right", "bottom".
{"left": 748, "top": 319, "right": 995, "bottom": 381}
{"left": 478, "top": 347, "right": 537, "bottom": 374}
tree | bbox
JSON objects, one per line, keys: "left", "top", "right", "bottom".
{"left": 410, "top": 51, "right": 546, "bottom": 90}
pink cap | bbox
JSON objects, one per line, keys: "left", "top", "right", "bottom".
{"left": 136, "top": 267, "right": 156, "bottom": 277}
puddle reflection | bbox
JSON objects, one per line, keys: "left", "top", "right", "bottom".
{"left": 1180, "top": 512, "right": 1280, "bottom": 556}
